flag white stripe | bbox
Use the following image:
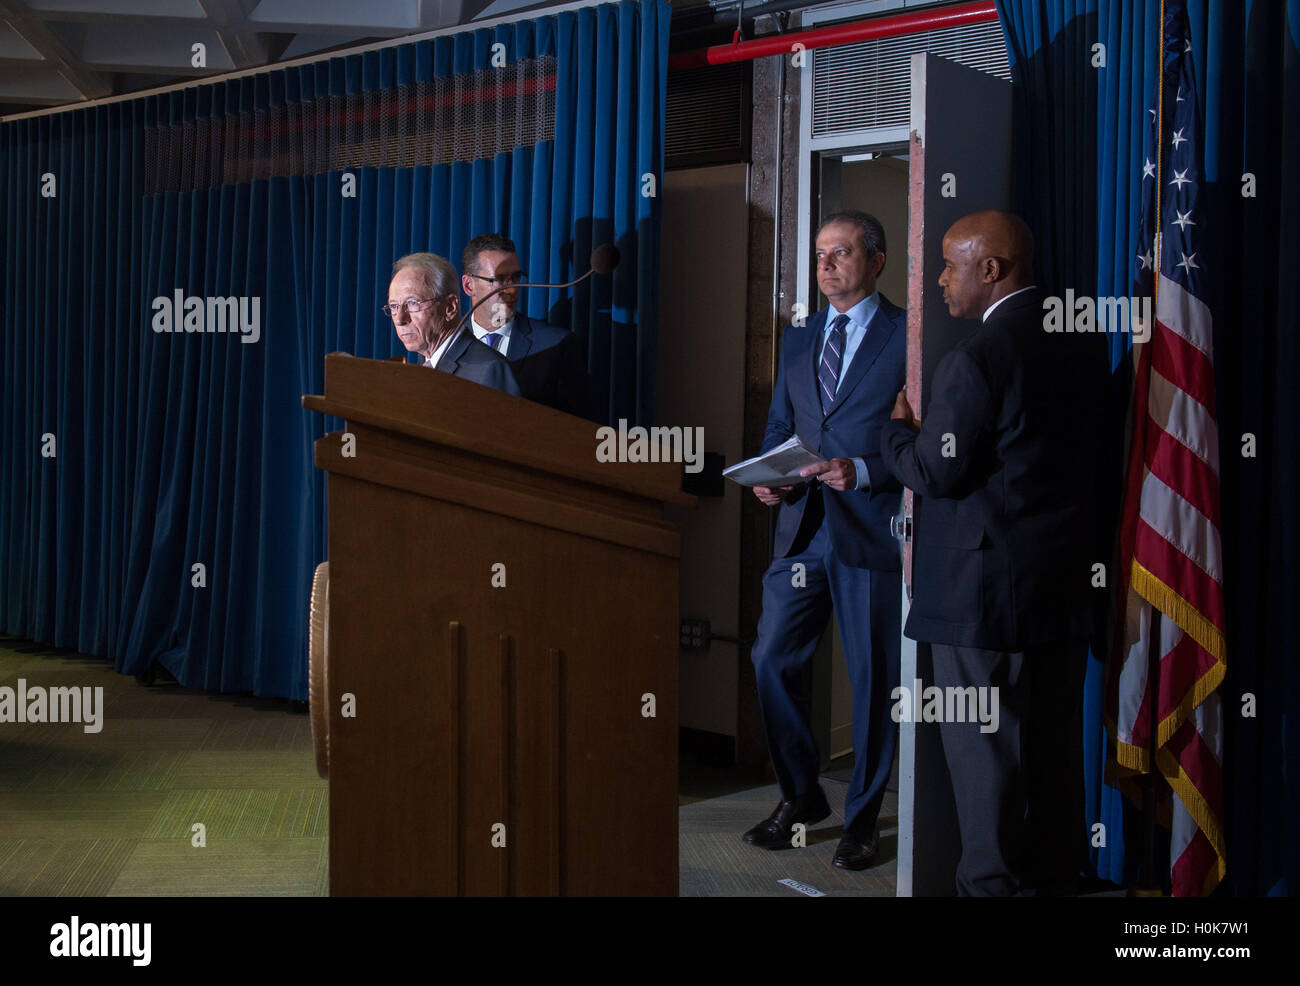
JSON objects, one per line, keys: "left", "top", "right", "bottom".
{"left": 1116, "top": 592, "right": 1152, "bottom": 747}
{"left": 1157, "top": 272, "right": 1214, "bottom": 356}
{"left": 1147, "top": 368, "right": 1221, "bottom": 469}
{"left": 1138, "top": 467, "right": 1224, "bottom": 581}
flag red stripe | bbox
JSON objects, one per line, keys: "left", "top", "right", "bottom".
{"left": 1134, "top": 519, "right": 1227, "bottom": 627}
{"left": 1169, "top": 717, "right": 1224, "bottom": 814}
{"left": 1171, "top": 827, "right": 1217, "bottom": 898}
{"left": 1152, "top": 319, "right": 1217, "bottom": 415}
{"left": 1109, "top": 342, "right": 1157, "bottom": 733}
{"left": 1127, "top": 664, "right": 1155, "bottom": 751}
{"left": 1158, "top": 633, "right": 1217, "bottom": 718}
{"left": 1143, "top": 415, "right": 1221, "bottom": 521}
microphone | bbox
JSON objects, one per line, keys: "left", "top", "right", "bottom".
{"left": 454, "top": 244, "right": 621, "bottom": 335}
{"left": 589, "top": 242, "right": 620, "bottom": 276}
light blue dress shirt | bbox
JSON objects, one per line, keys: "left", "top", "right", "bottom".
{"left": 819, "top": 291, "right": 881, "bottom": 492}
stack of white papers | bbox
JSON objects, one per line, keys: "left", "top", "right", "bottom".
{"left": 722, "top": 436, "right": 826, "bottom": 488}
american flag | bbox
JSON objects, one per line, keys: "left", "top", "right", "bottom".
{"left": 1107, "top": 0, "right": 1227, "bottom": 896}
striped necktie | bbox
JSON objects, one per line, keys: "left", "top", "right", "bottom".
{"left": 819, "top": 314, "right": 849, "bottom": 415}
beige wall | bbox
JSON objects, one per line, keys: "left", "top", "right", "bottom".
{"left": 658, "top": 163, "right": 749, "bottom": 740}
{"left": 823, "top": 154, "right": 910, "bottom": 309}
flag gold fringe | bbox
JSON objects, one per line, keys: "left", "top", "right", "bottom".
{"left": 1131, "top": 560, "right": 1226, "bottom": 660}
{"left": 1155, "top": 745, "right": 1228, "bottom": 895}
{"left": 1158, "top": 657, "right": 1226, "bottom": 748}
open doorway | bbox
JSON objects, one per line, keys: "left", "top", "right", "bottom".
{"left": 817, "top": 147, "right": 910, "bottom": 305}
{"left": 807, "top": 143, "right": 911, "bottom": 775}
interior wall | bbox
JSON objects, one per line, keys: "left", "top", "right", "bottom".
{"left": 658, "top": 163, "right": 749, "bottom": 742}
{"left": 833, "top": 155, "right": 910, "bottom": 307}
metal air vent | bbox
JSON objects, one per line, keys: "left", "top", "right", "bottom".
{"left": 812, "top": 19, "right": 1009, "bottom": 137}
{"left": 666, "top": 62, "right": 750, "bottom": 168}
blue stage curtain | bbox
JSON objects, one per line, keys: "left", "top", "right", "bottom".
{"left": 0, "top": 0, "right": 670, "bottom": 701}
{"left": 996, "top": 0, "right": 1300, "bottom": 895}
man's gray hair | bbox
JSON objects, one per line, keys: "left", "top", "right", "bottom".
{"left": 391, "top": 252, "right": 460, "bottom": 299}
{"left": 818, "top": 210, "right": 887, "bottom": 261}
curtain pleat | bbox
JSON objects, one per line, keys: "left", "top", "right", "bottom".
{"left": 0, "top": 0, "right": 670, "bottom": 701}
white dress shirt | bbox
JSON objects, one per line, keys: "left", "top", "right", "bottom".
{"left": 422, "top": 326, "right": 464, "bottom": 369}
{"left": 982, "top": 285, "right": 1037, "bottom": 323}
{"left": 820, "top": 292, "right": 882, "bottom": 493}
{"left": 471, "top": 315, "right": 515, "bottom": 359}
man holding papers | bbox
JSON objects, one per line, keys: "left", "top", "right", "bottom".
{"left": 741, "top": 211, "right": 906, "bottom": 870}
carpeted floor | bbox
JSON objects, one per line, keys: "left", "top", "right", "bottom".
{"left": 1, "top": 639, "right": 894, "bottom": 897}
{"left": 0, "top": 641, "right": 328, "bottom": 896}
{"left": 678, "top": 773, "right": 898, "bottom": 897}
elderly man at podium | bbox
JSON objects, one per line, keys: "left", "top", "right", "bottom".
{"left": 386, "top": 252, "right": 521, "bottom": 396}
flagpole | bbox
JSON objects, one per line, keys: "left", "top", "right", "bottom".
{"left": 1153, "top": 0, "right": 1166, "bottom": 287}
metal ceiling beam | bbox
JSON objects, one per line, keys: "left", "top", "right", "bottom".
{"left": 0, "top": 0, "right": 112, "bottom": 99}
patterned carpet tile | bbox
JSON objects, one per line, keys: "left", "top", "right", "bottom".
{"left": 196, "top": 717, "right": 314, "bottom": 752}
{"left": 105, "top": 840, "right": 328, "bottom": 897}
{"left": 142, "top": 788, "right": 328, "bottom": 840}
{"left": 0, "top": 790, "right": 169, "bottom": 839}
{"left": 167, "top": 751, "right": 324, "bottom": 790}
{"left": 678, "top": 780, "right": 899, "bottom": 897}
{"left": 0, "top": 837, "right": 140, "bottom": 896}
{"left": 0, "top": 744, "right": 190, "bottom": 793}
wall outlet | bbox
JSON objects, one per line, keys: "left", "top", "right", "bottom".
{"left": 680, "top": 618, "right": 711, "bottom": 653}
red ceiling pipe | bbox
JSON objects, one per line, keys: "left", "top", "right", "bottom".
{"left": 669, "top": 0, "right": 999, "bottom": 70}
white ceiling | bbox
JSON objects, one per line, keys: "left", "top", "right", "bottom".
{"left": 0, "top": 0, "right": 583, "bottom": 116}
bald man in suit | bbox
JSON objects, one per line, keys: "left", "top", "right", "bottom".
{"left": 880, "top": 210, "right": 1093, "bottom": 895}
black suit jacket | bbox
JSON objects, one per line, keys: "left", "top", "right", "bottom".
{"left": 431, "top": 327, "right": 521, "bottom": 396}
{"left": 504, "top": 315, "right": 593, "bottom": 419}
{"left": 880, "top": 288, "right": 1093, "bottom": 649}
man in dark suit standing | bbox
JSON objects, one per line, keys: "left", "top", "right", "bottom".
{"left": 743, "top": 211, "right": 906, "bottom": 870}
{"left": 880, "top": 210, "right": 1092, "bottom": 895}
{"left": 461, "top": 234, "right": 593, "bottom": 418}
{"left": 388, "top": 252, "right": 520, "bottom": 396}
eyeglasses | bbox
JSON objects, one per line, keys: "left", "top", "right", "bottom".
{"left": 469, "top": 272, "right": 525, "bottom": 288}
{"left": 382, "top": 298, "right": 436, "bottom": 318}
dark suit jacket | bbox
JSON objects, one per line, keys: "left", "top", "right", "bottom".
{"left": 879, "top": 288, "right": 1093, "bottom": 649}
{"left": 762, "top": 294, "right": 907, "bottom": 571}
{"left": 431, "top": 327, "right": 521, "bottom": 396}
{"left": 504, "top": 315, "right": 593, "bottom": 419}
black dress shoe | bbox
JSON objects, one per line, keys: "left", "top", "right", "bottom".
{"left": 832, "top": 828, "right": 880, "bottom": 870}
{"left": 742, "top": 788, "right": 832, "bottom": 849}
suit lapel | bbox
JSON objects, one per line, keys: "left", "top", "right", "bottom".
{"left": 435, "top": 327, "right": 470, "bottom": 373}
{"left": 824, "top": 302, "right": 897, "bottom": 417}
{"left": 510, "top": 315, "right": 535, "bottom": 360}
{"left": 794, "top": 309, "right": 827, "bottom": 415}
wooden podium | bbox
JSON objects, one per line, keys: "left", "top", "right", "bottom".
{"left": 302, "top": 354, "right": 691, "bottom": 896}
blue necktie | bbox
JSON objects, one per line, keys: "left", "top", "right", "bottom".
{"left": 819, "top": 314, "right": 849, "bottom": 415}
{"left": 483, "top": 331, "right": 502, "bottom": 352}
